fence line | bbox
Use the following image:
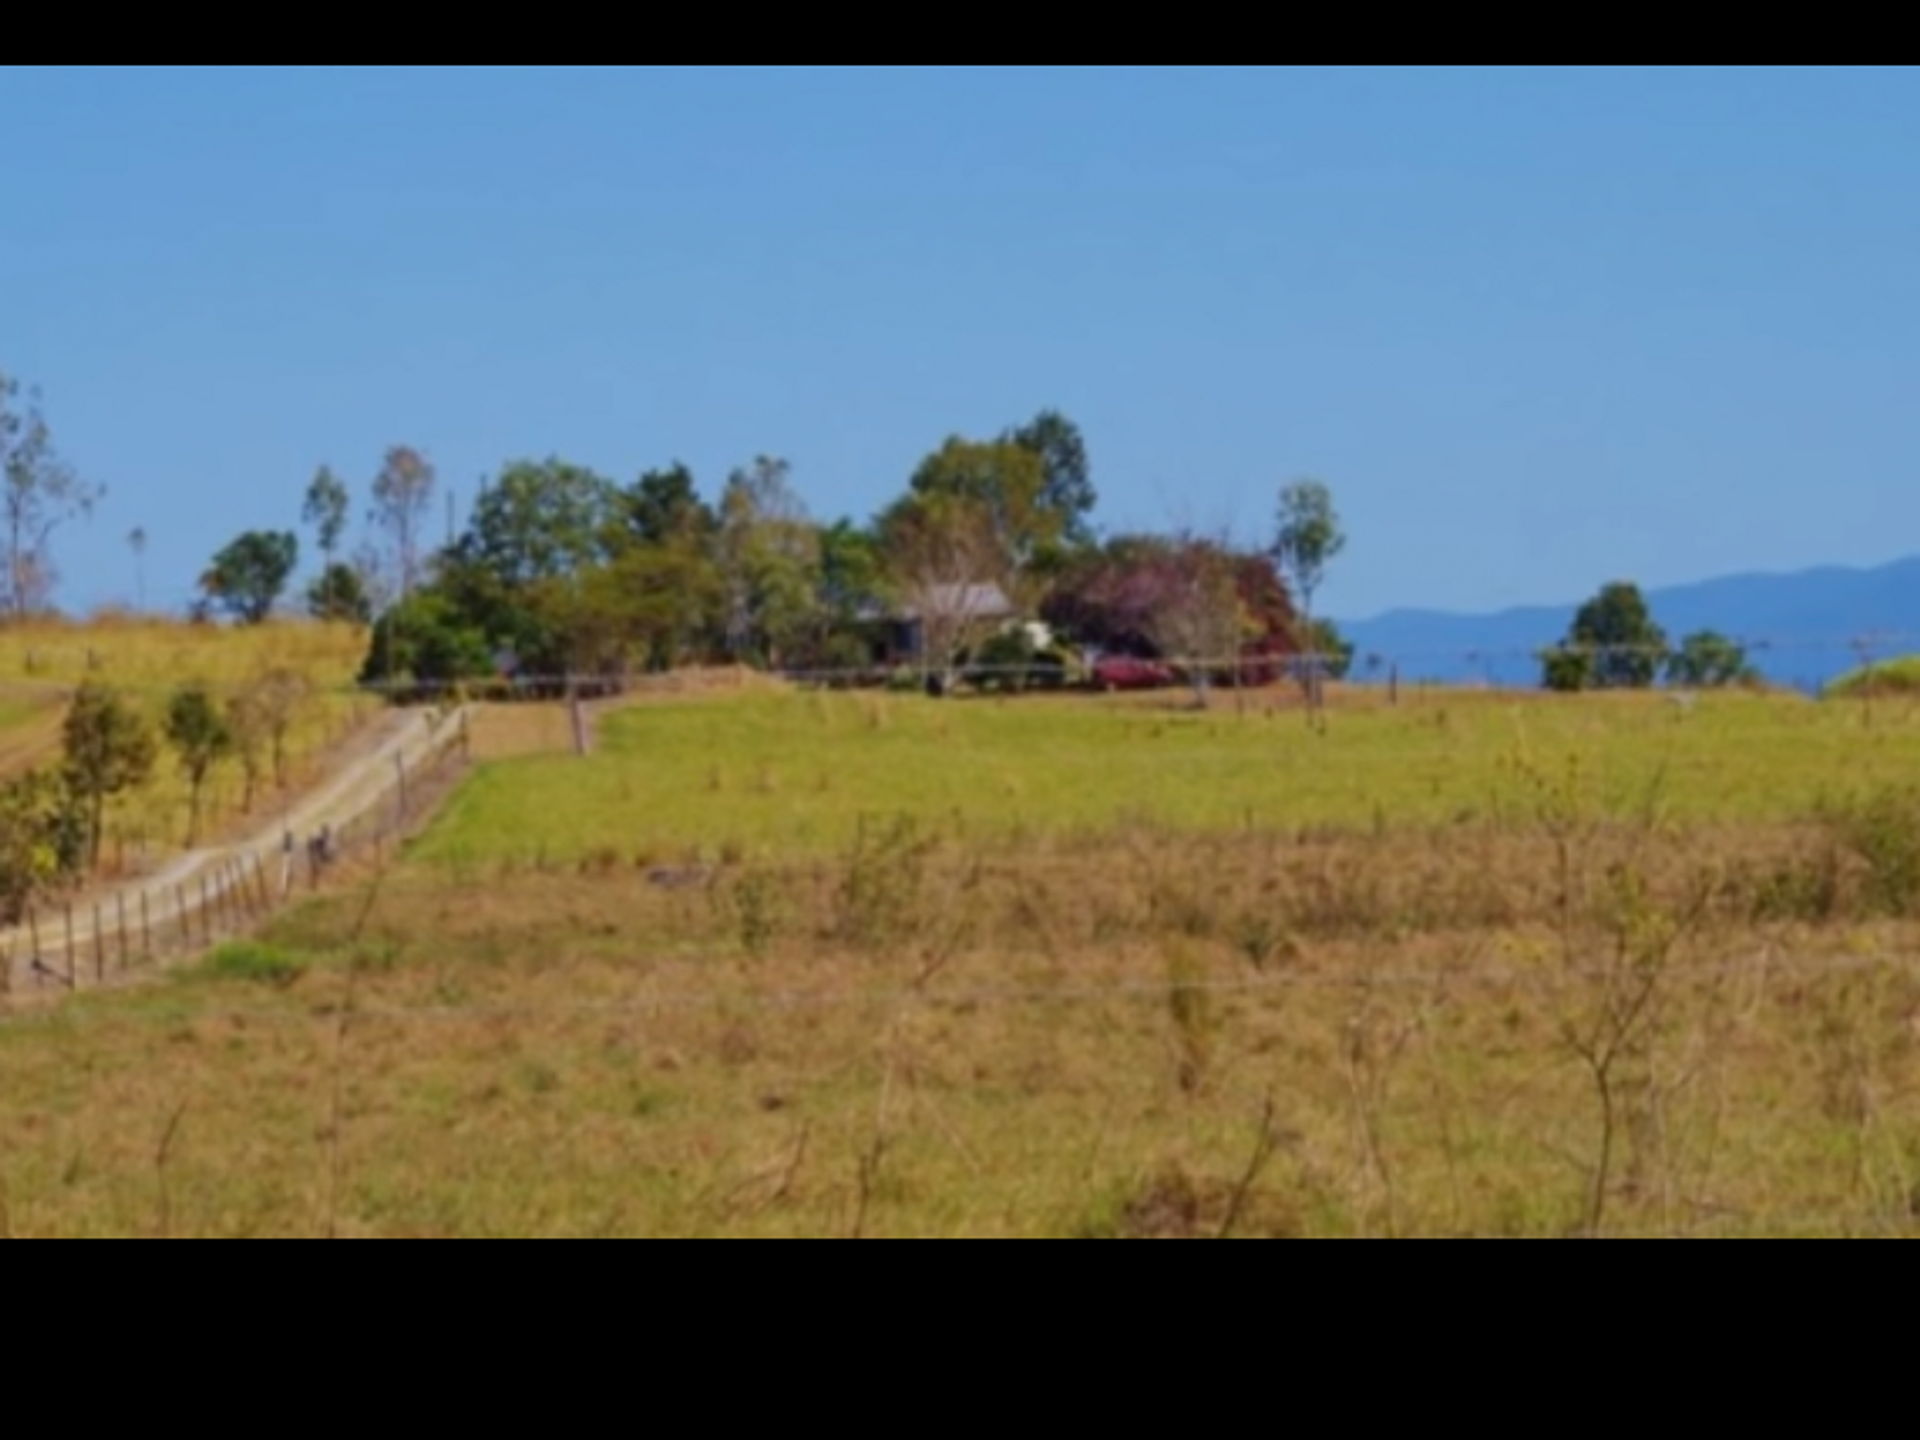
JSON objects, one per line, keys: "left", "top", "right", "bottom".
{"left": 0, "top": 707, "right": 470, "bottom": 1000}
{"left": 1, "top": 629, "right": 1919, "bottom": 704}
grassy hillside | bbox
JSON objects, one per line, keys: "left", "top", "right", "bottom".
{"left": 1826, "top": 656, "right": 1920, "bottom": 699}
{"left": 0, "top": 618, "right": 375, "bottom": 867}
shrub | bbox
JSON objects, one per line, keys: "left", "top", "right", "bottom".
{"left": 201, "top": 942, "right": 305, "bottom": 987}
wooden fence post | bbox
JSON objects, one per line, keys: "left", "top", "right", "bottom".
{"left": 142, "top": 891, "right": 153, "bottom": 965}
{"left": 117, "top": 892, "right": 129, "bottom": 972}
{"left": 199, "top": 876, "right": 212, "bottom": 945}
{"left": 65, "top": 904, "right": 76, "bottom": 988}
{"left": 93, "top": 903, "right": 106, "bottom": 984}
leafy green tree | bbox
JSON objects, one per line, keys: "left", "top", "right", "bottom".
{"left": 808, "top": 519, "right": 887, "bottom": 667}
{"left": 1541, "top": 648, "right": 1593, "bottom": 694}
{"left": 303, "top": 466, "right": 351, "bottom": 572}
{"left": 1665, "top": 631, "right": 1757, "bottom": 690}
{"left": 609, "top": 542, "right": 728, "bottom": 672}
{"left": 1005, "top": 410, "right": 1097, "bottom": 548}
{"left": 359, "top": 592, "right": 497, "bottom": 691}
{"left": 716, "top": 457, "right": 822, "bottom": 667}
{"left": 1275, "top": 480, "right": 1347, "bottom": 709}
{"left": 202, "top": 531, "right": 300, "bottom": 625}
{"left": 531, "top": 540, "right": 728, "bottom": 677}
{"left": 621, "top": 464, "right": 715, "bottom": 549}
{"left": 61, "top": 684, "right": 157, "bottom": 869}
{"left": 165, "top": 685, "right": 234, "bottom": 846}
{"left": 1300, "top": 618, "right": 1356, "bottom": 683}
{"left": 307, "top": 562, "right": 372, "bottom": 625}
{"left": 1, "top": 370, "right": 102, "bottom": 620}
{"left": 0, "top": 770, "right": 87, "bottom": 924}
{"left": 466, "top": 459, "right": 618, "bottom": 587}
{"left": 909, "top": 438, "right": 1055, "bottom": 577}
{"left": 1543, "top": 582, "right": 1669, "bottom": 692}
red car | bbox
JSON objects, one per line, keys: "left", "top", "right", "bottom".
{"left": 1093, "top": 656, "right": 1178, "bottom": 693}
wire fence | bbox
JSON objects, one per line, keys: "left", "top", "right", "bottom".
{"left": 0, "top": 707, "right": 470, "bottom": 1000}
{"left": 1, "top": 627, "right": 1916, "bottom": 705}
{"left": 1, "top": 622, "right": 1915, "bottom": 996}
{"left": 763, "top": 632, "right": 1920, "bottom": 696}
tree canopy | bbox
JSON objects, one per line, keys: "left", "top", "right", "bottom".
{"left": 1544, "top": 582, "right": 1670, "bottom": 692}
{"left": 464, "top": 460, "right": 618, "bottom": 588}
{"left": 1666, "top": 630, "right": 1758, "bottom": 690}
{"left": 62, "top": 684, "right": 157, "bottom": 868}
{"left": 202, "top": 531, "right": 300, "bottom": 625}
{"left": 1005, "top": 410, "right": 1097, "bottom": 547}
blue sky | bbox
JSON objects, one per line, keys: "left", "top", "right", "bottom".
{"left": 4, "top": 65, "right": 1918, "bottom": 620}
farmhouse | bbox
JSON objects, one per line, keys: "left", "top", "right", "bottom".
{"left": 867, "top": 583, "right": 1019, "bottom": 668}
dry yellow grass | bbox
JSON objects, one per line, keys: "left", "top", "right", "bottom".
{"left": 9, "top": 684, "right": 1920, "bottom": 1237}
{"left": 6, "top": 798, "right": 1920, "bottom": 1237}
{"left": 465, "top": 705, "right": 580, "bottom": 763}
{"left": 0, "top": 618, "right": 376, "bottom": 869}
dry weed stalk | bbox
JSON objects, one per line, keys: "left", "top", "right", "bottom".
{"left": 153, "top": 1101, "right": 187, "bottom": 1241}
{"left": 1216, "top": 1094, "right": 1282, "bottom": 1241}
{"left": 1340, "top": 974, "right": 1444, "bottom": 1239}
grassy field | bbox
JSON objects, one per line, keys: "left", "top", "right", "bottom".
{"left": 422, "top": 686, "right": 1920, "bottom": 864}
{"left": 0, "top": 618, "right": 376, "bottom": 868}
{"left": 8, "top": 683, "right": 1920, "bottom": 1238}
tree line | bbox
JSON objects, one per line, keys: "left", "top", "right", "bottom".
{"left": 6, "top": 367, "right": 1361, "bottom": 699}
{"left": 9, "top": 362, "right": 1779, "bottom": 704}
{"left": 1541, "top": 582, "right": 1760, "bottom": 692}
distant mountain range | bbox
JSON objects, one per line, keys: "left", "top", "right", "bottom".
{"left": 1339, "top": 558, "right": 1920, "bottom": 693}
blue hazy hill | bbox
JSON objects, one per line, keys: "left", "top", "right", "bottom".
{"left": 1340, "top": 559, "right": 1920, "bottom": 692}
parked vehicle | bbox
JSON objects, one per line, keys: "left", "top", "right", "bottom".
{"left": 964, "top": 631, "right": 1076, "bottom": 694}
{"left": 1092, "top": 656, "right": 1178, "bottom": 693}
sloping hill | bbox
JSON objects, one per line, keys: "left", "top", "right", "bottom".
{"left": 1341, "top": 558, "right": 1920, "bottom": 691}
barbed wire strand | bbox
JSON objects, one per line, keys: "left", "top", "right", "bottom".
{"left": 0, "top": 631, "right": 1916, "bottom": 701}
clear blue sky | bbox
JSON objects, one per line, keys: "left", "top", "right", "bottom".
{"left": 4, "top": 65, "right": 1918, "bottom": 620}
